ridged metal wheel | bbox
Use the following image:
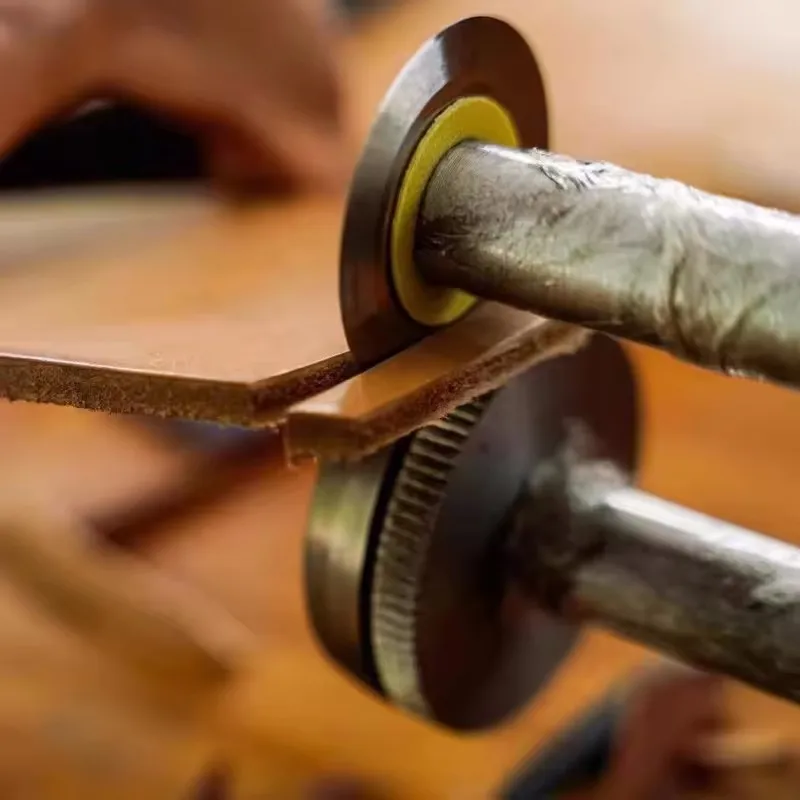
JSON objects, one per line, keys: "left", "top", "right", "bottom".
{"left": 306, "top": 335, "right": 638, "bottom": 731}
{"left": 371, "top": 399, "right": 491, "bottom": 717}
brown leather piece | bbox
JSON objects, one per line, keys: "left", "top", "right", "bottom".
{"left": 0, "top": 197, "right": 353, "bottom": 424}
{"left": 286, "top": 305, "right": 586, "bottom": 460}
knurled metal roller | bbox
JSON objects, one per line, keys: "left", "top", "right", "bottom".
{"left": 305, "top": 16, "right": 800, "bottom": 731}
{"left": 307, "top": 335, "right": 638, "bottom": 730}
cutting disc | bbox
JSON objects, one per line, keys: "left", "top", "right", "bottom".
{"left": 306, "top": 335, "right": 639, "bottom": 730}
{"left": 340, "top": 16, "right": 548, "bottom": 369}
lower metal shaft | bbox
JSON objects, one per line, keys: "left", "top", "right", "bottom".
{"left": 417, "top": 142, "right": 800, "bottom": 389}
{"left": 509, "top": 454, "right": 800, "bottom": 703}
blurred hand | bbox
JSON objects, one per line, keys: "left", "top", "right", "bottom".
{"left": 595, "top": 667, "right": 725, "bottom": 800}
{"left": 0, "top": 0, "right": 345, "bottom": 192}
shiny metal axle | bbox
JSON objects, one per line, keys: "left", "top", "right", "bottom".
{"left": 417, "top": 142, "right": 800, "bottom": 389}
{"left": 509, "top": 444, "right": 800, "bottom": 704}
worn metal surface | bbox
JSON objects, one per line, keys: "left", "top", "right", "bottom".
{"left": 339, "top": 15, "right": 548, "bottom": 369}
{"left": 305, "top": 446, "right": 395, "bottom": 686}
{"left": 418, "top": 142, "right": 800, "bottom": 390}
{"left": 509, "top": 445, "right": 800, "bottom": 704}
{"left": 305, "top": 334, "right": 639, "bottom": 729}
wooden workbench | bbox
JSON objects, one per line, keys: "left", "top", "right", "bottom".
{"left": 0, "top": 0, "right": 799, "bottom": 797}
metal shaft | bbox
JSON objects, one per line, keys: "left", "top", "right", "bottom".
{"left": 508, "top": 451, "right": 800, "bottom": 704}
{"left": 417, "top": 142, "right": 800, "bottom": 389}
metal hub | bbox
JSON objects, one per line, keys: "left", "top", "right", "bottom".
{"left": 339, "top": 16, "right": 548, "bottom": 369}
{"left": 305, "top": 336, "right": 639, "bottom": 730}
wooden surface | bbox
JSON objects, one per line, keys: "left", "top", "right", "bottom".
{"left": 0, "top": 0, "right": 799, "bottom": 424}
{"left": 0, "top": 0, "right": 800, "bottom": 797}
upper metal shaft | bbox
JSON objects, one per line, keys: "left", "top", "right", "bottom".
{"left": 509, "top": 452, "right": 800, "bottom": 704}
{"left": 417, "top": 142, "right": 800, "bottom": 389}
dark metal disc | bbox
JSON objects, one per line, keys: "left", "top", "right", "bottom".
{"left": 340, "top": 16, "right": 549, "bottom": 369}
{"left": 305, "top": 335, "right": 639, "bottom": 730}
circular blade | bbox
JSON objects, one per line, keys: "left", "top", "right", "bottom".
{"left": 306, "top": 335, "right": 639, "bottom": 730}
{"left": 340, "top": 16, "right": 548, "bottom": 369}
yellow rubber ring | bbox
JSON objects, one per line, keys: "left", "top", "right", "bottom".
{"left": 390, "top": 96, "right": 521, "bottom": 327}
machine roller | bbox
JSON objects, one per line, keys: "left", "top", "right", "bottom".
{"left": 305, "top": 16, "right": 800, "bottom": 731}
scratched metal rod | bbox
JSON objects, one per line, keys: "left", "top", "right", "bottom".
{"left": 509, "top": 456, "right": 800, "bottom": 704}
{"left": 416, "top": 142, "right": 800, "bottom": 389}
